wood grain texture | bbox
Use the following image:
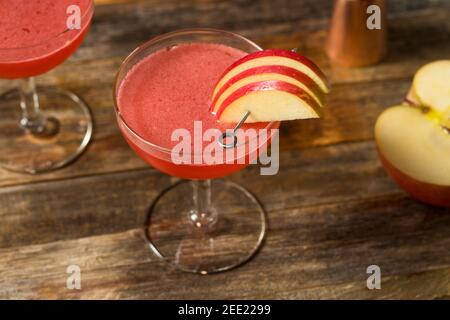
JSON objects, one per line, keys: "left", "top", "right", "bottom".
{"left": 0, "top": 0, "right": 449, "bottom": 299}
{"left": 0, "top": 195, "right": 449, "bottom": 299}
{"left": 0, "top": 140, "right": 402, "bottom": 248}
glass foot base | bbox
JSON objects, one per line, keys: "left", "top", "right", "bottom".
{"left": 145, "top": 180, "right": 267, "bottom": 274}
{"left": 0, "top": 86, "right": 93, "bottom": 174}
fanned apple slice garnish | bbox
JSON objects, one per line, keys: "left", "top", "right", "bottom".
{"left": 215, "top": 80, "right": 322, "bottom": 123}
{"left": 210, "top": 49, "right": 329, "bottom": 123}
{"left": 211, "top": 65, "right": 326, "bottom": 113}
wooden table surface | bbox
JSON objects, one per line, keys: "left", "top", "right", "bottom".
{"left": 0, "top": 0, "right": 449, "bottom": 299}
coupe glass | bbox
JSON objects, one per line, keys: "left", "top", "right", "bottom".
{"left": 114, "top": 29, "right": 279, "bottom": 274}
{"left": 0, "top": 1, "right": 94, "bottom": 174}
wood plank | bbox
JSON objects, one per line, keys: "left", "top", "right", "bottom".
{"left": 278, "top": 268, "right": 450, "bottom": 299}
{"left": 35, "top": 8, "right": 450, "bottom": 89}
{"left": 1, "top": 195, "right": 448, "bottom": 299}
{"left": 0, "top": 140, "right": 405, "bottom": 248}
{"left": 80, "top": 2, "right": 450, "bottom": 83}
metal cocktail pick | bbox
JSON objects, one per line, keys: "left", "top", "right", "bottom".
{"left": 218, "top": 110, "right": 251, "bottom": 148}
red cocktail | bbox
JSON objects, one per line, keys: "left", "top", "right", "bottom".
{"left": 0, "top": 0, "right": 94, "bottom": 173}
{"left": 114, "top": 29, "right": 279, "bottom": 273}
{"left": 116, "top": 41, "right": 276, "bottom": 179}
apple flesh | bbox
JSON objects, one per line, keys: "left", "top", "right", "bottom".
{"left": 210, "top": 65, "right": 326, "bottom": 114}
{"left": 215, "top": 80, "right": 321, "bottom": 123}
{"left": 375, "top": 105, "right": 450, "bottom": 207}
{"left": 413, "top": 60, "right": 450, "bottom": 113}
{"left": 404, "top": 86, "right": 421, "bottom": 106}
{"left": 212, "top": 49, "right": 329, "bottom": 100}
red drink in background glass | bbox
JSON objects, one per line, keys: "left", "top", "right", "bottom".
{"left": 0, "top": 0, "right": 93, "bottom": 79}
{"left": 0, "top": 0, "right": 95, "bottom": 174}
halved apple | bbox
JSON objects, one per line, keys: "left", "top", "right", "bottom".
{"left": 413, "top": 60, "right": 450, "bottom": 113}
{"left": 212, "top": 49, "right": 329, "bottom": 101}
{"left": 375, "top": 105, "right": 450, "bottom": 207}
{"left": 215, "top": 80, "right": 322, "bottom": 123}
{"left": 210, "top": 65, "right": 326, "bottom": 114}
{"left": 404, "top": 86, "right": 421, "bottom": 106}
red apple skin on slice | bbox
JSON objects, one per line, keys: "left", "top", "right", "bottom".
{"left": 215, "top": 80, "right": 322, "bottom": 123}
{"left": 212, "top": 49, "right": 329, "bottom": 98}
{"left": 210, "top": 65, "right": 326, "bottom": 112}
{"left": 377, "top": 151, "right": 450, "bottom": 208}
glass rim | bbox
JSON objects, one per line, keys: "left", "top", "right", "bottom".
{"left": 113, "top": 28, "right": 279, "bottom": 156}
{"left": 0, "top": 0, "right": 95, "bottom": 52}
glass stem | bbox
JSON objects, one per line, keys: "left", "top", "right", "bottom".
{"left": 19, "top": 77, "right": 44, "bottom": 134}
{"left": 189, "top": 179, "right": 218, "bottom": 229}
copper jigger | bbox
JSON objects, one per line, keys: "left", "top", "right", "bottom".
{"left": 326, "top": 0, "right": 387, "bottom": 67}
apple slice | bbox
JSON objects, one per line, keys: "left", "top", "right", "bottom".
{"left": 375, "top": 105, "right": 450, "bottom": 207}
{"left": 413, "top": 60, "right": 450, "bottom": 113}
{"left": 212, "top": 49, "right": 329, "bottom": 101}
{"left": 215, "top": 80, "right": 321, "bottom": 123}
{"left": 210, "top": 65, "right": 326, "bottom": 114}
